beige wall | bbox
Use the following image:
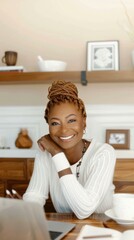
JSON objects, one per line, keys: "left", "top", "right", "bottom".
{"left": 0, "top": 0, "right": 134, "bottom": 106}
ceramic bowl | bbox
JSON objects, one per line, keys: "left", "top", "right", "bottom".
{"left": 38, "top": 60, "right": 67, "bottom": 72}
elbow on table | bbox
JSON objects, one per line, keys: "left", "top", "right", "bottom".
{"left": 74, "top": 210, "right": 94, "bottom": 220}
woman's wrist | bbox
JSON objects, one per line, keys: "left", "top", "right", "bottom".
{"left": 51, "top": 149, "right": 63, "bottom": 157}
{"left": 52, "top": 152, "right": 70, "bottom": 172}
{"left": 58, "top": 168, "right": 72, "bottom": 178}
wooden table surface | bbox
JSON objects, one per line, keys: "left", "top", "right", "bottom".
{"left": 46, "top": 212, "right": 134, "bottom": 240}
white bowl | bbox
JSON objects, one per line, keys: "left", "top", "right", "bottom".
{"left": 38, "top": 60, "right": 67, "bottom": 72}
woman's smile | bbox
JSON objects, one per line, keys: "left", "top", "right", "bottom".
{"left": 60, "top": 135, "right": 74, "bottom": 141}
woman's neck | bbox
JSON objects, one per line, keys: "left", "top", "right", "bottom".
{"left": 64, "top": 139, "right": 89, "bottom": 165}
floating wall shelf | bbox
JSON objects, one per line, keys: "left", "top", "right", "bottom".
{"left": 0, "top": 70, "right": 134, "bottom": 85}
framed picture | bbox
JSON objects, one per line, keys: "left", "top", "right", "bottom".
{"left": 106, "top": 129, "right": 130, "bottom": 149}
{"left": 87, "top": 40, "right": 119, "bottom": 71}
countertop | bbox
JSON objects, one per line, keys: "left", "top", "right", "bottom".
{"left": 0, "top": 149, "right": 134, "bottom": 159}
{"left": 0, "top": 149, "right": 37, "bottom": 158}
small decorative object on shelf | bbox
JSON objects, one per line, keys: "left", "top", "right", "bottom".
{"left": 0, "top": 66, "right": 24, "bottom": 72}
{"left": 15, "top": 128, "right": 33, "bottom": 149}
{"left": 87, "top": 40, "right": 119, "bottom": 71}
{"left": 37, "top": 55, "right": 67, "bottom": 72}
{"left": 2, "top": 51, "right": 18, "bottom": 66}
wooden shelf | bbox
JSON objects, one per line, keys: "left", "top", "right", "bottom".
{"left": 0, "top": 70, "right": 134, "bottom": 85}
{"left": 86, "top": 70, "right": 134, "bottom": 83}
{"left": 0, "top": 71, "right": 82, "bottom": 84}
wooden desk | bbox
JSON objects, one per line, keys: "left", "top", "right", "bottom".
{"left": 46, "top": 213, "right": 134, "bottom": 240}
{"left": 46, "top": 213, "right": 104, "bottom": 240}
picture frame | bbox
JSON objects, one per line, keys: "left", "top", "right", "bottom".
{"left": 106, "top": 129, "right": 130, "bottom": 149}
{"left": 87, "top": 40, "right": 119, "bottom": 71}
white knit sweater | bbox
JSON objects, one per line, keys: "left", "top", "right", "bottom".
{"left": 23, "top": 138, "right": 116, "bottom": 219}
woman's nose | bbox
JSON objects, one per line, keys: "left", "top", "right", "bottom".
{"left": 60, "top": 124, "right": 69, "bottom": 134}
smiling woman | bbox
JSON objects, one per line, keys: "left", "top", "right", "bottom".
{"left": 23, "top": 80, "right": 116, "bottom": 219}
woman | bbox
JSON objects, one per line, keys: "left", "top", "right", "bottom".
{"left": 23, "top": 80, "right": 116, "bottom": 219}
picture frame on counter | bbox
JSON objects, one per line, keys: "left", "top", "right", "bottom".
{"left": 87, "top": 40, "right": 119, "bottom": 71}
{"left": 106, "top": 129, "right": 130, "bottom": 149}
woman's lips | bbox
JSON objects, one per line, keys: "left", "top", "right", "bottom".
{"left": 60, "top": 135, "right": 74, "bottom": 140}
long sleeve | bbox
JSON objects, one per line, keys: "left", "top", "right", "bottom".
{"left": 52, "top": 142, "right": 116, "bottom": 219}
{"left": 23, "top": 151, "right": 50, "bottom": 206}
{"left": 23, "top": 139, "right": 116, "bottom": 220}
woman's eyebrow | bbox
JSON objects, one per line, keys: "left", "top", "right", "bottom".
{"left": 50, "top": 114, "right": 77, "bottom": 121}
{"left": 66, "top": 114, "right": 77, "bottom": 119}
{"left": 50, "top": 117, "right": 59, "bottom": 121}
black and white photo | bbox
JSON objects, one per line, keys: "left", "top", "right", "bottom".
{"left": 87, "top": 40, "right": 119, "bottom": 71}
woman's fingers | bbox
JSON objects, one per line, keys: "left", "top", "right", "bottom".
{"left": 38, "top": 142, "right": 45, "bottom": 151}
{"left": 12, "top": 189, "right": 22, "bottom": 199}
{"left": 6, "top": 189, "right": 14, "bottom": 198}
{"left": 37, "top": 137, "right": 46, "bottom": 151}
{"left": 5, "top": 189, "right": 22, "bottom": 199}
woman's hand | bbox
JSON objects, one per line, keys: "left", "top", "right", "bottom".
{"left": 6, "top": 189, "right": 22, "bottom": 199}
{"left": 37, "top": 134, "right": 62, "bottom": 156}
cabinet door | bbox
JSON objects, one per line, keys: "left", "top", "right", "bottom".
{"left": 0, "top": 158, "right": 27, "bottom": 180}
{"left": 114, "top": 159, "right": 134, "bottom": 193}
{"left": 0, "top": 180, "right": 6, "bottom": 197}
{"left": 27, "top": 159, "right": 34, "bottom": 180}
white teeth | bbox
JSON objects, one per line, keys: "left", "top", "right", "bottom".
{"left": 60, "top": 135, "right": 73, "bottom": 140}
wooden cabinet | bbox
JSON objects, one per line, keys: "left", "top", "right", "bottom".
{"left": 27, "top": 158, "right": 34, "bottom": 180}
{"left": 0, "top": 158, "right": 33, "bottom": 196}
{"left": 0, "top": 158, "right": 55, "bottom": 212}
{"left": 114, "top": 159, "right": 134, "bottom": 193}
{"left": 0, "top": 180, "right": 5, "bottom": 197}
{"left": 0, "top": 157, "right": 134, "bottom": 212}
{"left": 0, "top": 158, "right": 27, "bottom": 180}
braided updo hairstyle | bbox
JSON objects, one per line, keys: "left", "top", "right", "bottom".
{"left": 44, "top": 80, "right": 87, "bottom": 123}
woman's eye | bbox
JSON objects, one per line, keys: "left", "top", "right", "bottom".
{"left": 51, "top": 122, "right": 60, "bottom": 126}
{"left": 68, "top": 119, "right": 76, "bottom": 123}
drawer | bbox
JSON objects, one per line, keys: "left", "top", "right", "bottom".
{"left": 0, "top": 158, "right": 27, "bottom": 180}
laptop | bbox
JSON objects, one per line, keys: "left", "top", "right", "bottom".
{"left": 0, "top": 197, "right": 76, "bottom": 240}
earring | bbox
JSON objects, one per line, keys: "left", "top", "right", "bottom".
{"left": 83, "top": 129, "right": 86, "bottom": 134}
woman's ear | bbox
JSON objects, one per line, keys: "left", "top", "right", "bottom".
{"left": 83, "top": 117, "right": 86, "bottom": 130}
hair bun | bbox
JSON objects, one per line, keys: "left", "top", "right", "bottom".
{"left": 48, "top": 80, "right": 78, "bottom": 100}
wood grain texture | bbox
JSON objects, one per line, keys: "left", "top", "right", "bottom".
{"left": 114, "top": 159, "right": 134, "bottom": 193}
{"left": 46, "top": 213, "right": 134, "bottom": 239}
{"left": 0, "top": 70, "right": 134, "bottom": 84}
{"left": 0, "top": 158, "right": 134, "bottom": 212}
{"left": 0, "top": 158, "right": 27, "bottom": 180}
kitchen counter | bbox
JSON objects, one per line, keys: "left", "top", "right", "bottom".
{"left": 116, "top": 150, "right": 134, "bottom": 159}
{"left": 0, "top": 149, "right": 134, "bottom": 159}
{"left": 0, "top": 149, "right": 37, "bottom": 158}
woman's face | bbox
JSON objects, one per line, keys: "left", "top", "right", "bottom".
{"left": 48, "top": 102, "right": 86, "bottom": 150}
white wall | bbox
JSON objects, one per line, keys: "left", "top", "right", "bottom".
{"left": 0, "top": 105, "right": 134, "bottom": 159}
{"left": 0, "top": 0, "right": 134, "bottom": 105}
